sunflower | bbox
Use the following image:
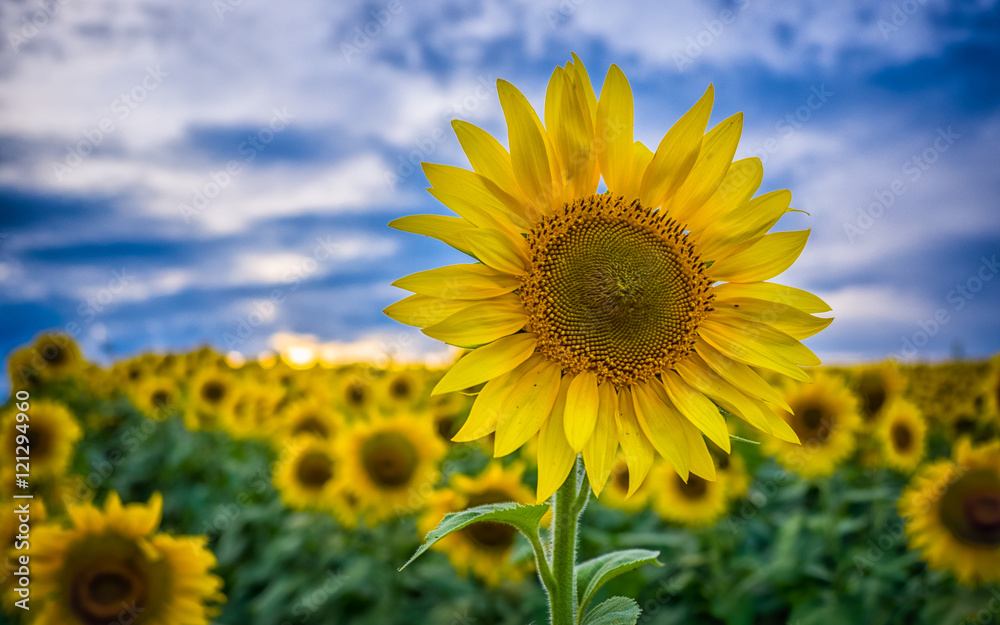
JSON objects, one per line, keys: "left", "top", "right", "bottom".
{"left": 709, "top": 442, "right": 751, "bottom": 500}
{"left": 279, "top": 399, "right": 343, "bottom": 440}
{"left": 419, "top": 461, "right": 537, "bottom": 586}
{"left": 853, "top": 363, "right": 905, "bottom": 430}
{"left": 385, "top": 55, "right": 829, "bottom": 500}
{"left": 273, "top": 436, "right": 357, "bottom": 527}
{"left": 1, "top": 399, "right": 81, "bottom": 478}
{"left": 30, "top": 492, "right": 224, "bottom": 625}
{"left": 763, "top": 372, "right": 860, "bottom": 478}
{"left": 877, "top": 399, "right": 926, "bottom": 473}
{"left": 337, "top": 372, "right": 374, "bottom": 414}
{"left": 899, "top": 439, "right": 1000, "bottom": 586}
{"left": 598, "top": 454, "right": 652, "bottom": 513}
{"left": 379, "top": 368, "right": 426, "bottom": 412}
{"left": 649, "top": 459, "right": 729, "bottom": 528}
{"left": 131, "top": 376, "right": 182, "bottom": 421}
{"left": 184, "top": 368, "right": 236, "bottom": 431}
{"left": 338, "top": 415, "right": 446, "bottom": 523}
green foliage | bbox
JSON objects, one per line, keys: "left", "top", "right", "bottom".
{"left": 576, "top": 549, "right": 661, "bottom": 614}
{"left": 581, "top": 596, "right": 642, "bottom": 625}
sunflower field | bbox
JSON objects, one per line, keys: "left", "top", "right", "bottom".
{"left": 3, "top": 332, "right": 1000, "bottom": 625}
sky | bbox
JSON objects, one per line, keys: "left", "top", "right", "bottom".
{"left": 1, "top": 0, "right": 998, "bottom": 371}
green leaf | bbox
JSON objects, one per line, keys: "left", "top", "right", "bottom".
{"left": 398, "top": 501, "right": 550, "bottom": 571}
{"left": 577, "top": 549, "right": 661, "bottom": 613}
{"left": 581, "top": 596, "right": 641, "bottom": 625}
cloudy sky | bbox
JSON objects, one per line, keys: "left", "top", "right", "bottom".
{"left": 1, "top": 0, "right": 998, "bottom": 370}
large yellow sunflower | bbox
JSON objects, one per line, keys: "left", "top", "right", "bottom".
{"left": 1, "top": 399, "right": 81, "bottom": 478}
{"left": 386, "top": 55, "right": 830, "bottom": 500}
{"left": 877, "top": 399, "right": 926, "bottom": 473}
{"left": 419, "top": 461, "right": 538, "bottom": 586}
{"left": 337, "top": 415, "right": 446, "bottom": 523}
{"left": 649, "top": 459, "right": 729, "bottom": 528}
{"left": 30, "top": 492, "right": 224, "bottom": 625}
{"left": 763, "top": 372, "right": 860, "bottom": 478}
{"left": 899, "top": 439, "right": 1000, "bottom": 586}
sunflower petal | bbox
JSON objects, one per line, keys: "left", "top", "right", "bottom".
{"left": 498, "top": 79, "right": 560, "bottom": 216}
{"left": 660, "top": 370, "right": 731, "bottom": 453}
{"left": 424, "top": 163, "right": 527, "bottom": 232}
{"left": 494, "top": 359, "right": 563, "bottom": 456}
{"left": 451, "top": 119, "right": 522, "bottom": 197}
{"left": 632, "top": 381, "right": 688, "bottom": 481}
{"left": 383, "top": 294, "right": 472, "bottom": 328}
{"left": 596, "top": 64, "right": 634, "bottom": 192}
{"left": 460, "top": 228, "right": 528, "bottom": 275}
{"left": 698, "top": 320, "right": 813, "bottom": 382}
{"left": 694, "top": 338, "right": 793, "bottom": 411}
{"left": 422, "top": 296, "right": 526, "bottom": 347}
{"left": 563, "top": 370, "right": 600, "bottom": 452}
{"left": 392, "top": 263, "right": 519, "bottom": 300}
{"left": 453, "top": 365, "right": 526, "bottom": 442}
{"left": 666, "top": 112, "right": 743, "bottom": 223}
{"left": 708, "top": 229, "right": 810, "bottom": 283}
{"left": 432, "top": 333, "right": 538, "bottom": 395}
{"left": 615, "top": 387, "right": 654, "bottom": 496}
{"left": 583, "top": 381, "right": 619, "bottom": 496}
{"left": 536, "top": 377, "right": 577, "bottom": 502}
{"left": 711, "top": 281, "right": 832, "bottom": 314}
{"left": 546, "top": 66, "right": 598, "bottom": 200}
{"left": 389, "top": 214, "right": 475, "bottom": 254}
{"left": 640, "top": 84, "right": 714, "bottom": 207}
{"left": 686, "top": 157, "right": 763, "bottom": 237}
{"left": 713, "top": 300, "right": 834, "bottom": 340}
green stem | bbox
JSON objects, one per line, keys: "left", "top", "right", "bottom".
{"left": 528, "top": 527, "right": 557, "bottom": 600}
{"left": 550, "top": 457, "right": 584, "bottom": 625}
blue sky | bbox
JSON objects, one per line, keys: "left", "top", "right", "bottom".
{"left": 1, "top": 0, "right": 998, "bottom": 369}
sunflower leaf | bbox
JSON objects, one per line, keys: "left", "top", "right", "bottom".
{"left": 576, "top": 549, "right": 661, "bottom": 614}
{"left": 398, "top": 501, "right": 550, "bottom": 571}
{"left": 581, "top": 596, "right": 642, "bottom": 625}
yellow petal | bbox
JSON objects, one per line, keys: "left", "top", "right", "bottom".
{"left": 546, "top": 66, "right": 598, "bottom": 200}
{"left": 563, "top": 370, "right": 600, "bottom": 452}
{"left": 698, "top": 320, "right": 813, "bottom": 382}
{"left": 583, "top": 381, "right": 619, "bottom": 496}
{"left": 392, "top": 263, "right": 519, "bottom": 299}
{"left": 666, "top": 112, "right": 743, "bottom": 224}
{"left": 596, "top": 64, "right": 634, "bottom": 192}
{"left": 713, "top": 299, "right": 834, "bottom": 340}
{"left": 685, "top": 157, "right": 763, "bottom": 237}
{"left": 536, "top": 376, "right": 577, "bottom": 502}
{"left": 498, "top": 79, "right": 560, "bottom": 217}
{"left": 389, "top": 214, "right": 475, "bottom": 255}
{"left": 694, "top": 337, "right": 793, "bottom": 411}
{"left": 713, "top": 282, "right": 831, "bottom": 316}
{"left": 643, "top": 381, "right": 716, "bottom": 481}
{"left": 422, "top": 295, "right": 526, "bottom": 347}
{"left": 618, "top": 140, "right": 654, "bottom": 203}
{"left": 568, "top": 53, "right": 598, "bottom": 125}
{"left": 494, "top": 358, "right": 563, "bottom": 456}
{"left": 660, "top": 370, "right": 730, "bottom": 453}
{"left": 631, "top": 381, "right": 688, "bottom": 481}
{"left": 640, "top": 84, "right": 714, "bottom": 207}
{"left": 615, "top": 387, "right": 654, "bottom": 496}
{"left": 432, "top": 333, "right": 538, "bottom": 395}
{"left": 460, "top": 228, "right": 528, "bottom": 275}
{"left": 451, "top": 119, "right": 522, "bottom": 199}
{"left": 424, "top": 163, "right": 527, "bottom": 232}
{"left": 383, "top": 294, "right": 472, "bottom": 328}
{"left": 708, "top": 229, "right": 810, "bottom": 283}
{"left": 453, "top": 364, "right": 526, "bottom": 441}
{"left": 700, "top": 189, "right": 794, "bottom": 259}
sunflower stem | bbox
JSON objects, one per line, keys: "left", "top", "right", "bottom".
{"left": 549, "top": 456, "right": 583, "bottom": 625}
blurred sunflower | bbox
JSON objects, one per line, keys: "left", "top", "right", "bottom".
{"left": 338, "top": 373, "right": 374, "bottom": 414}
{"left": 899, "top": 439, "right": 1000, "bottom": 586}
{"left": 2, "top": 399, "right": 81, "bottom": 478}
{"left": 31, "top": 492, "right": 224, "bottom": 625}
{"left": 386, "top": 54, "right": 829, "bottom": 500}
{"left": 429, "top": 391, "right": 470, "bottom": 444}
{"left": 877, "top": 399, "right": 926, "bottom": 473}
{"left": 709, "top": 442, "right": 751, "bottom": 500}
{"left": 598, "top": 454, "right": 652, "bottom": 513}
{"left": 280, "top": 399, "right": 343, "bottom": 440}
{"left": 379, "top": 368, "right": 425, "bottom": 411}
{"left": 649, "top": 459, "right": 729, "bottom": 528}
{"left": 6, "top": 333, "right": 83, "bottom": 390}
{"left": 338, "top": 415, "right": 446, "bottom": 523}
{"left": 131, "top": 375, "right": 182, "bottom": 421}
{"left": 419, "top": 461, "right": 537, "bottom": 585}
{"left": 764, "top": 373, "right": 860, "bottom": 478}
{"left": 185, "top": 368, "right": 236, "bottom": 431}
{"left": 274, "top": 436, "right": 356, "bottom": 527}
{"left": 854, "top": 363, "right": 905, "bottom": 430}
